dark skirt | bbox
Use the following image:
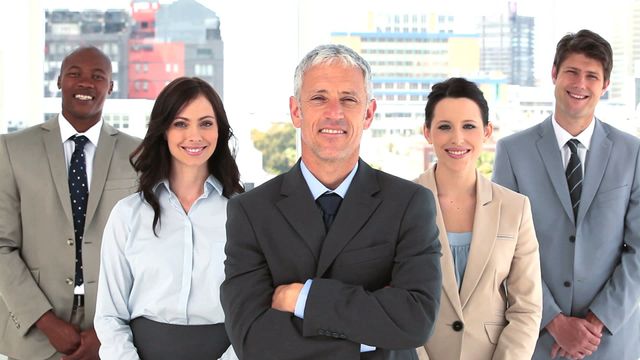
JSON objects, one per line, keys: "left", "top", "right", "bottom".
{"left": 130, "top": 317, "right": 231, "bottom": 360}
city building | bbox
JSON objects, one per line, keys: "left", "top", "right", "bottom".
{"left": 479, "top": 3, "right": 535, "bottom": 87}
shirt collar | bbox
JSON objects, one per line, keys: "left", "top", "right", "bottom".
{"left": 59, "top": 113, "right": 103, "bottom": 147}
{"left": 552, "top": 114, "right": 595, "bottom": 150}
{"left": 300, "top": 160, "right": 358, "bottom": 200}
{"left": 153, "top": 175, "right": 223, "bottom": 198}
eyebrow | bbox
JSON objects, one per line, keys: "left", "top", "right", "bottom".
{"left": 174, "top": 115, "right": 216, "bottom": 121}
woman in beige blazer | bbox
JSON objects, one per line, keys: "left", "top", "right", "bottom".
{"left": 415, "top": 78, "right": 542, "bottom": 360}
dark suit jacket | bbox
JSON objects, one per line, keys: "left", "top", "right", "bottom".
{"left": 0, "top": 117, "right": 139, "bottom": 359}
{"left": 221, "top": 159, "right": 442, "bottom": 360}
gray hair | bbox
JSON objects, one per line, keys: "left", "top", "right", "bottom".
{"left": 293, "top": 44, "right": 373, "bottom": 101}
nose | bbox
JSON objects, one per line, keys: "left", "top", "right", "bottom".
{"left": 77, "top": 74, "right": 95, "bottom": 88}
{"left": 324, "top": 98, "right": 344, "bottom": 120}
{"left": 186, "top": 125, "right": 203, "bottom": 141}
{"left": 451, "top": 128, "right": 464, "bottom": 145}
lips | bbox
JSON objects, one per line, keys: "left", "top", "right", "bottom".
{"left": 445, "top": 148, "right": 471, "bottom": 158}
{"left": 74, "top": 94, "right": 95, "bottom": 101}
{"left": 181, "top": 146, "right": 207, "bottom": 155}
{"left": 319, "top": 128, "right": 346, "bottom": 134}
{"left": 567, "top": 91, "right": 588, "bottom": 100}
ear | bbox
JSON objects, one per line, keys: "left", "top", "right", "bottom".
{"left": 423, "top": 123, "right": 432, "bottom": 144}
{"left": 602, "top": 79, "right": 610, "bottom": 96}
{"left": 290, "top": 96, "right": 302, "bottom": 129}
{"left": 57, "top": 76, "right": 61, "bottom": 90}
{"left": 484, "top": 122, "right": 494, "bottom": 142}
{"left": 551, "top": 66, "right": 558, "bottom": 84}
{"left": 108, "top": 80, "right": 114, "bottom": 95}
{"left": 362, "top": 99, "right": 377, "bottom": 130}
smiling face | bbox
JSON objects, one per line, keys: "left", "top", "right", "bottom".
{"left": 57, "top": 47, "right": 113, "bottom": 132}
{"left": 289, "top": 62, "right": 376, "bottom": 172}
{"left": 166, "top": 94, "right": 218, "bottom": 176}
{"left": 424, "top": 97, "right": 492, "bottom": 175}
{"left": 552, "top": 52, "right": 609, "bottom": 131}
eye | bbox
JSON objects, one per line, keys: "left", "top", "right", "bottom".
{"left": 587, "top": 74, "right": 599, "bottom": 80}
{"left": 67, "top": 72, "right": 80, "bottom": 78}
{"left": 92, "top": 74, "right": 105, "bottom": 81}
{"left": 341, "top": 97, "right": 358, "bottom": 103}
{"left": 310, "top": 95, "right": 326, "bottom": 102}
{"left": 172, "top": 120, "right": 188, "bottom": 128}
{"left": 463, "top": 123, "right": 477, "bottom": 129}
{"left": 200, "top": 119, "right": 216, "bottom": 128}
{"left": 437, "top": 124, "right": 451, "bottom": 131}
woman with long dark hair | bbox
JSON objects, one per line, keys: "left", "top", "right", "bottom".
{"left": 94, "top": 77, "right": 242, "bottom": 359}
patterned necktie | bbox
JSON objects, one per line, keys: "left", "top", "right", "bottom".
{"left": 69, "top": 135, "right": 89, "bottom": 287}
{"left": 316, "top": 192, "right": 343, "bottom": 231}
{"left": 566, "top": 139, "right": 583, "bottom": 222}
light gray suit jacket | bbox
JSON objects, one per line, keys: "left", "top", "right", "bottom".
{"left": 493, "top": 117, "right": 640, "bottom": 359}
{"left": 0, "top": 116, "right": 139, "bottom": 359}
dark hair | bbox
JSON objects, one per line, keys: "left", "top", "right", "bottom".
{"left": 424, "top": 77, "right": 489, "bottom": 129}
{"left": 553, "top": 29, "right": 613, "bottom": 83}
{"left": 130, "top": 77, "right": 244, "bottom": 235}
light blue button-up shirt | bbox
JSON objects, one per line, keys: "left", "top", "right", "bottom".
{"left": 94, "top": 176, "right": 236, "bottom": 360}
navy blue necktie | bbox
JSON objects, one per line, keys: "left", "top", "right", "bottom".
{"left": 316, "top": 192, "right": 343, "bottom": 231}
{"left": 69, "top": 135, "right": 89, "bottom": 287}
{"left": 566, "top": 139, "right": 583, "bottom": 222}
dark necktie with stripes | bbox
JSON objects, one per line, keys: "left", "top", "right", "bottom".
{"left": 69, "top": 135, "right": 89, "bottom": 287}
{"left": 566, "top": 139, "right": 582, "bottom": 222}
{"left": 316, "top": 192, "right": 343, "bottom": 231}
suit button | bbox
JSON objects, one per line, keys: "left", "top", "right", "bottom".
{"left": 452, "top": 321, "right": 464, "bottom": 332}
{"left": 564, "top": 281, "right": 571, "bottom": 287}
{"left": 65, "top": 278, "right": 74, "bottom": 286}
{"left": 67, "top": 239, "right": 74, "bottom": 246}
{"left": 569, "top": 235, "right": 575, "bottom": 243}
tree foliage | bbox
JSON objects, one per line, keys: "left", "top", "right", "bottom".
{"left": 251, "top": 123, "right": 297, "bottom": 175}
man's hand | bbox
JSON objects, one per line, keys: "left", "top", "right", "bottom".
{"left": 271, "top": 283, "right": 304, "bottom": 313}
{"left": 62, "top": 327, "right": 100, "bottom": 360}
{"left": 585, "top": 311, "right": 605, "bottom": 335}
{"left": 35, "top": 310, "right": 81, "bottom": 355}
{"left": 547, "top": 313, "right": 601, "bottom": 359}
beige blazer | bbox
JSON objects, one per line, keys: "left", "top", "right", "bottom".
{"left": 0, "top": 116, "right": 139, "bottom": 359}
{"left": 415, "top": 166, "right": 542, "bottom": 360}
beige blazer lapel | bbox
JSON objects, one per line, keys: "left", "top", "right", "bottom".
{"left": 459, "top": 172, "right": 500, "bottom": 308}
{"left": 41, "top": 117, "right": 73, "bottom": 224}
{"left": 85, "top": 124, "right": 118, "bottom": 226}
{"left": 415, "top": 167, "right": 464, "bottom": 320}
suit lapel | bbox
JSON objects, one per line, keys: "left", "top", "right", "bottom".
{"left": 416, "top": 167, "right": 464, "bottom": 320}
{"left": 536, "top": 118, "right": 575, "bottom": 223}
{"left": 459, "top": 173, "right": 499, "bottom": 308}
{"left": 316, "top": 160, "right": 381, "bottom": 277}
{"left": 276, "top": 162, "right": 326, "bottom": 261}
{"left": 578, "top": 119, "right": 611, "bottom": 225}
{"left": 85, "top": 124, "right": 117, "bottom": 226}
{"left": 42, "top": 117, "right": 73, "bottom": 224}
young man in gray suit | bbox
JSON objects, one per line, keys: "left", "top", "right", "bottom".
{"left": 221, "top": 44, "right": 442, "bottom": 359}
{"left": 493, "top": 30, "right": 640, "bottom": 360}
{"left": 0, "top": 46, "right": 139, "bottom": 359}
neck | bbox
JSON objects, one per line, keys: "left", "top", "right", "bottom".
{"left": 434, "top": 164, "right": 476, "bottom": 198}
{"left": 64, "top": 113, "right": 100, "bottom": 133}
{"left": 555, "top": 112, "right": 593, "bottom": 137}
{"left": 303, "top": 157, "right": 357, "bottom": 190}
{"left": 169, "top": 166, "right": 209, "bottom": 208}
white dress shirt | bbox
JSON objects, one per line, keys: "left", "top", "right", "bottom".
{"left": 552, "top": 115, "right": 595, "bottom": 174}
{"left": 94, "top": 176, "right": 236, "bottom": 360}
{"left": 59, "top": 114, "right": 102, "bottom": 191}
{"left": 59, "top": 114, "right": 102, "bottom": 295}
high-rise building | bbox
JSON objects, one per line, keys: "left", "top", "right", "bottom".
{"left": 479, "top": 3, "right": 535, "bottom": 86}
{"left": 44, "top": 9, "right": 131, "bottom": 100}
